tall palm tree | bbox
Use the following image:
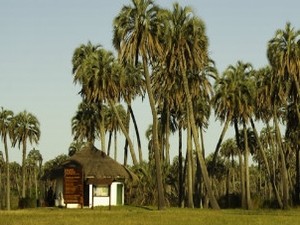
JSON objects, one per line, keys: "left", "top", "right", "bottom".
{"left": 11, "top": 111, "right": 40, "bottom": 199}
{"left": 113, "top": 0, "right": 165, "bottom": 209}
{"left": 253, "top": 66, "right": 284, "bottom": 208}
{"left": 0, "top": 107, "right": 13, "bottom": 210}
{"left": 153, "top": 62, "right": 184, "bottom": 165}
{"left": 72, "top": 43, "right": 138, "bottom": 165}
{"left": 214, "top": 61, "right": 255, "bottom": 209}
{"left": 160, "top": 3, "right": 219, "bottom": 209}
{"left": 268, "top": 22, "right": 300, "bottom": 206}
{"left": 72, "top": 42, "right": 107, "bottom": 153}
{"left": 105, "top": 56, "right": 139, "bottom": 165}
{"left": 267, "top": 22, "right": 300, "bottom": 208}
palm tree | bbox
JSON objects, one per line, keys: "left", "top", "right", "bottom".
{"left": 72, "top": 42, "right": 107, "bottom": 153}
{"left": 267, "top": 22, "right": 300, "bottom": 108}
{"left": 0, "top": 107, "right": 14, "bottom": 210}
{"left": 73, "top": 42, "right": 137, "bottom": 164}
{"left": 27, "top": 148, "right": 42, "bottom": 200}
{"left": 72, "top": 101, "right": 102, "bottom": 144}
{"left": 253, "top": 66, "right": 284, "bottom": 208}
{"left": 72, "top": 42, "right": 139, "bottom": 165}
{"left": 105, "top": 57, "right": 139, "bottom": 165}
{"left": 214, "top": 61, "right": 255, "bottom": 209}
{"left": 11, "top": 111, "right": 40, "bottom": 199}
{"left": 160, "top": 3, "right": 219, "bottom": 209}
{"left": 268, "top": 22, "right": 300, "bottom": 206}
{"left": 267, "top": 22, "right": 300, "bottom": 208}
{"left": 113, "top": 0, "right": 165, "bottom": 209}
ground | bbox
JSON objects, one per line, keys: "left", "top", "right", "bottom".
{"left": 1, "top": 206, "right": 300, "bottom": 225}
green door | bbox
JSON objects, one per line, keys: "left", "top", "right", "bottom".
{"left": 116, "top": 184, "right": 123, "bottom": 205}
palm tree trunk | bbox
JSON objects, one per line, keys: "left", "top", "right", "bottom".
{"left": 237, "top": 149, "right": 246, "bottom": 209}
{"left": 274, "top": 109, "right": 289, "bottom": 209}
{"left": 178, "top": 127, "right": 184, "bottom": 207}
{"left": 243, "top": 122, "right": 252, "bottom": 209}
{"left": 123, "top": 140, "right": 128, "bottom": 166}
{"left": 212, "top": 116, "right": 231, "bottom": 167}
{"left": 232, "top": 155, "right": 236, "bottom": 193}
{"left": 181, "top": 70, "right": 220, "bottom": 209}
{"left": 108, "top": 99, "right": 138, "bottom": 165}
{"left": 4, "top": 137, "right": 11, "bottom": 210}
{"left": 186, "top": 113, "right": 194, "bottom": 208}
{"left": 100, "top": 106, "right": 106, "bottom": 152}
{"left": 143, "top": 57, "right": 165, "bottom": 209}
{"left": 165, "top": 101, "right": 171, "bottom": 165}
{"left": 107, "top": 131, "right": 112, "bottom": 156}
{"left": 293, "top": 97, "right": 300, "bottom": 205}
{"left": 22, "top": 139, "right": 26, "bottom": 199}
{"left": 0, "top": 169, "right": 2, "bottom": 208}
{"left": 194, "top": 156, "right": 202, "bottom": 208}
{"left": 29, "top": 167, "right": 32, "bottom": 198}
{"left": 123, "top": 107, "right": 131, "bottom": 166}
{"left": 295, "top": 148, "right": 300, "bottom": 204}
{"left": 234, "top": 120, "right": 246, "bottom": 208}
{"left": 226, "top": 166, "right": 230, "bottom": 207}
{"left": 128, "top": 105, "right": 143, "bottom": 163}
{"left": 160, "top": 114, "right": 165, "bottom": 162}
{"left": 114, "top": 129, "right": 117, "bottom": 161}
{"left": 34, "top": 166, "right": 38, "bottom": 200}
{"left": 198, "top": 126, "right": 205, "bottom": 208}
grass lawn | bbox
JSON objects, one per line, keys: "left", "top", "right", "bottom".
{"left": 1, "top": 206, "right": 300, "bottom": 225}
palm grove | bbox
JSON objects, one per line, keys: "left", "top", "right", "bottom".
{"left": 1, "top": 0, "right": 300, "bottom": 211}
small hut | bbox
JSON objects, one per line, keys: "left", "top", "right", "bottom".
{"left": 51, "top": 143, "right": 136, "bottom": 208}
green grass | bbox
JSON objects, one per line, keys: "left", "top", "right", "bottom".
{"left": 1, "top": 206, "right": 300, "bottom": 225}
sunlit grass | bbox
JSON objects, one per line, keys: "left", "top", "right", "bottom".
{"left": 1, "top": 206, "right": 300, "bottom": 225}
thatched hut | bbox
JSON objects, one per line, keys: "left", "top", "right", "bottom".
{"left": 51, "top": 142, "right": 136, "bottom": 208}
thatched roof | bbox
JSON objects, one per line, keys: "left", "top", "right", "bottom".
{"left": 62, "top": 143, "right": 136, "bottom": 182}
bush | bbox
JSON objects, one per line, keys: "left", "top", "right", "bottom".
{"left": 261, "top": 198, "right": 280, "bottom": 209}
{"left": 218, "top": 193, "right": 240, "bottom": 209}
{"left": 18, "top": 197, "right": 37, "bottom": 209}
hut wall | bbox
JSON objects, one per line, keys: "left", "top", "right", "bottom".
{"left": 91, "top": 182, "right": 124, "bottom": 207}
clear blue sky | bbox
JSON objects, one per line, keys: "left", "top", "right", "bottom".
{"left": 1, "top": 0, "right": 300, "bottom": 164}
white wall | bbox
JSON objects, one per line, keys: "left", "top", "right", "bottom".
{"left": 54, "top": 177, "right": 65, "bottom": 207}
{"left": 91, "top": 182, "right": 124, "bottom": 207}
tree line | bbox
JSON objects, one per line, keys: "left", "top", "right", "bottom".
{"left": 70, "top": 0, "right": 300, "bottom": 210}
{"left": 0, "top": 109, "right": 40, "bottom": 210}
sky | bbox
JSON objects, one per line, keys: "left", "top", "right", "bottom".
{"left": 1, "top": 0, "right": 300, "bottom": 165}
